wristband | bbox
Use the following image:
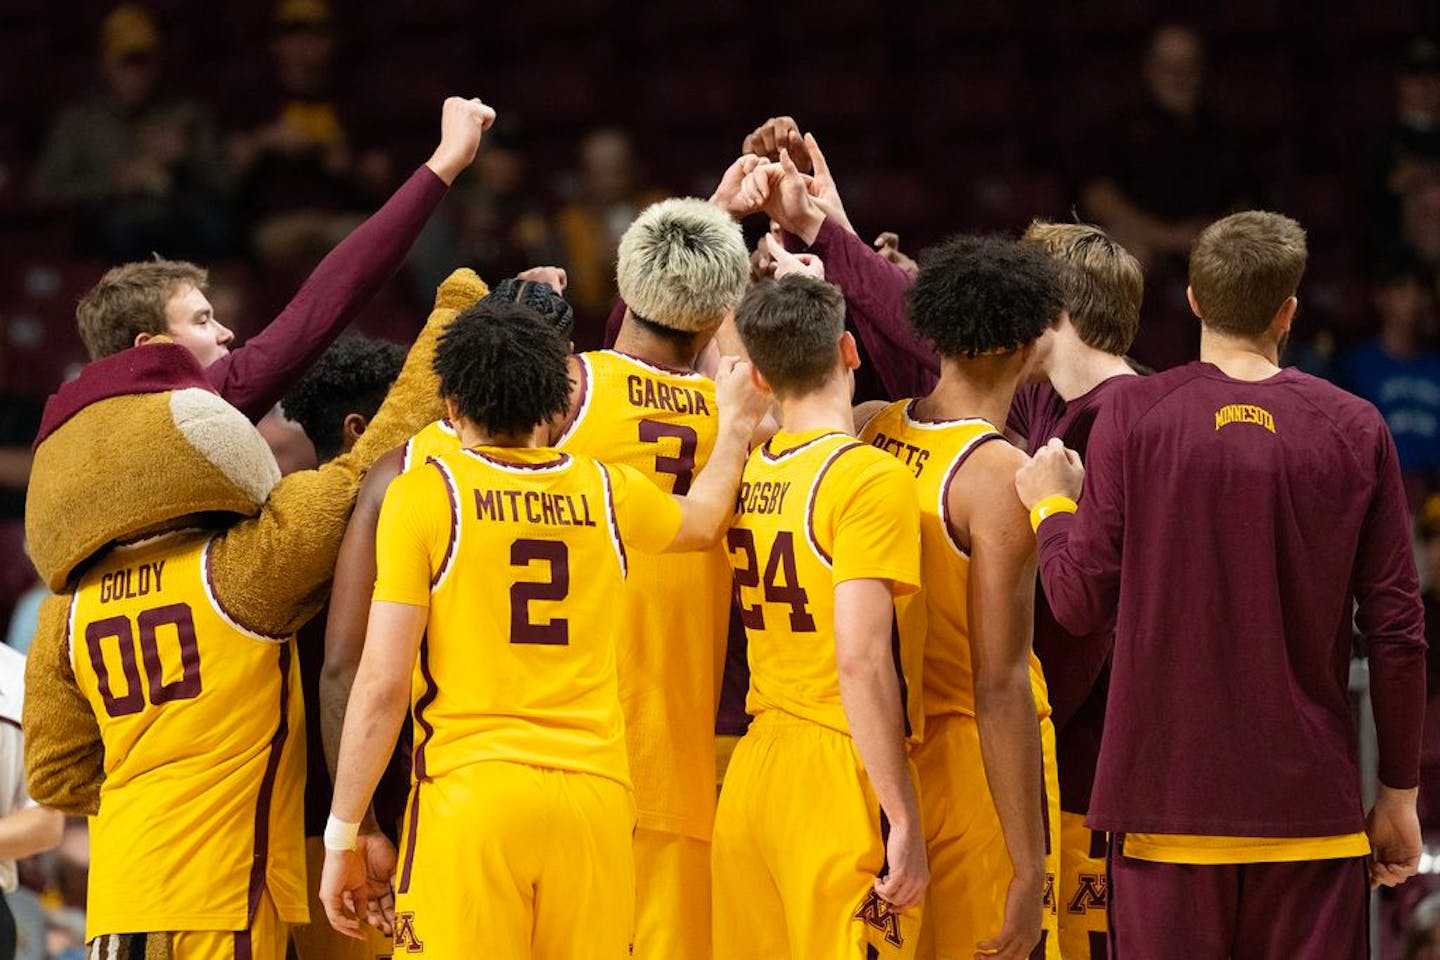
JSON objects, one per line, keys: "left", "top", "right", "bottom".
{"left": 1029, "top": 495, "right": 1078, "bottom": 533}
{"left": 323, "top": 815, "right": 361, "bottom": 852}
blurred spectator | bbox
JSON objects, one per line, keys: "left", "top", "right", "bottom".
{"left": 1080, "top": 24, "right": 1251, "bottom": 370}
{"left": 31, "top": 4, "right": 231, "bottom": 261}
{"left": 554, "top": 129, "right": 665, "bottom": 348}
{"left": 409, "top": 128, "right": 557, "bottom": 301}
{"left": 1407, "top": 891, "right": 1440, "bottom": 960}
{"left": 1402, "top": 172, "right": 1440, "bottom": 274}
{"left": 227, "top": 0, "right": 388, "bottom": 270}
{"left": 1338, "top": 259, "right": 1440, "bottom": 504}
{"left": 1364, "top": 38, "right": 1440, "bottom": 265}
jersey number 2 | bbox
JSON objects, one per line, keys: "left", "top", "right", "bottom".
{"left": 510, "top": 539, "right": 570, "bottom": 645}
{"left": 639, "top": 420, "right": 697, "bottom": 494}
{"left": 725, "top": 529, "right": 817, "bottom": 632}
{"left": 84, "top": 603, "right": 202, "bottom": 718}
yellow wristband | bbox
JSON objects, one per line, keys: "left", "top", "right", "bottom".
{"left": 1029, "top": 495, "right": 1078, "bottom": 533}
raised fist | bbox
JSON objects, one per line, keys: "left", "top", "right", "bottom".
{"left": 426, "top": 97, "right": 497, "bottom": 185}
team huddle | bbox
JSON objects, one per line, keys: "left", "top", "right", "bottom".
{"left": 19, "top": 99, "right": 1429, "bottom": 960}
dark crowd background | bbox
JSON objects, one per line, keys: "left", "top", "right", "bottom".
{"left": 3, "top": 1, "right": 1440, "bottom": 957}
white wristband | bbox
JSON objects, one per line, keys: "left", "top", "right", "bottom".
{"left": 323, "top": 815, "right": 361, "bottom": 852}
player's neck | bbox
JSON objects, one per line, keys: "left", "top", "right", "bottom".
{"left": 613, "top": 319, "right": 702, "bottom": 371}
{"left": 777, "top": 383, "right": 858, "bottom": 436}
{"left": 1199, "top": 328, "right": 1283, "bottom": 381}
{"left": 916, "top": 356, "right": 1020, "bottom": 429}
{"left": 453, "top": 419, "right": 547, "bottom": 449}
{"left": 1047, "top": 344, "right": 1137, "bottom": 402}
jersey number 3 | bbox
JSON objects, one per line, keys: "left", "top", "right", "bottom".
{"left": 83, "top": 603, "right": 202, "bottom": 719}
{"left": 639, "top": 420, "right": 697, "bottom": 494}
{"left": 510, "top": 539, "right": 570, "bottom": 645}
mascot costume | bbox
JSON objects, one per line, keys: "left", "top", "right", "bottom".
{"left": 22, "top": 269, "right": 487, "bottom": 959}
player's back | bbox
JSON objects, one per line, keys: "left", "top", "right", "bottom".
{"left": 69, "top": 528, "right": 305, "bottom": 936}
{"left": 385, "top": 446, "right": 632, "bottom": 787}
{"left": 555, "top": 349, "right": 731, "bottom": 838}
{"left": 860, "top": 400, "right": 1048, "bottom": 720}
{"left": 729, "top": 428, "right": 925, "bottom": 739}
{"left": 1087, "top": 361, "right": 1408, "bottom": 835}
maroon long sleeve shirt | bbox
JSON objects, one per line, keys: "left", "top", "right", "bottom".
{"left": 1037, "top": 362, "right": 1426, "bottom": 837}
{"left": 799, "top": 217, "right": 936, "bottom": 399}
{"left": 207, "top": 165, "right": 448, "bottom": 422}
{"left": 1010, "top": 378, "right": 1133, "bottom": 816}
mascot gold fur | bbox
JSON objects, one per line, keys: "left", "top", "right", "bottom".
{"left": 23, "top": 269, "right": 488, "bottom": 959}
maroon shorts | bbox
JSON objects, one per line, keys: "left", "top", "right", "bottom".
{"left": 1108, "top": 835, "right": 1368, "bottom": 959}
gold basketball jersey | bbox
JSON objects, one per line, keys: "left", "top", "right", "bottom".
{"left": 859, "top": 401, "right": 1050, "bottom": 719}
{"left": 70, "top": 529, "right": 306, "bottom": 938}
{"left": 555, "top": 350, "right": 731, "bottom": 840}
{"left": 729, "top": 429, "right": 926, "bottom": 741}
{"left": 372, "top": 446, "right": 682, "bottom": 787}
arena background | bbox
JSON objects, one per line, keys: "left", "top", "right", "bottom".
{"left": 2, "top": 1, "right": 1440, "bottom": 957}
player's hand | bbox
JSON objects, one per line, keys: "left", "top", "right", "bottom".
{"left": 801, "top": 132, "right": 854, "bottom": 234}
{"left": 713, "top": 356, "right": 770, "bottom": 435}
{"left": 764, "top": 233, "right": 825, "bottom": 280}
{"left": 874, "top": 232, "right": 921, "bottom": 280}
{"left": 426, "top": 96, "right": 497, "bottom": 185}
{"left": 710, "top": 154, "right": 767, "bottom": 220}
{"left": 975, "top": 873, "right": 1043, "bottom": 959}
{"left": 873, "top": 815, "right": 929, "bottom": 910}
{"left": 359, "top": 831, "right": 399, "bottom": 934}
{"left": 319, "top": 846, "right": 369, "bottom": 940}
{"left": 741, "top": 149, "right": 825, "bottom": 245}
{"left": 1367, "top": 785, "right": 1421, "bottom": 889}
{"left": 516, "top": 265, "right": 568, "bottom": 293}
{"left": 1014, "top": 438, "right": 1084, "bottom": 510}
{"left": 740, "top": 116, "right": 814, "bottom": 173}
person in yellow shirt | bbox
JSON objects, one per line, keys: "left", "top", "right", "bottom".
{"left": 548, "top": 197, "right": 750, "bottom": 960}
{"left": 319, "top": 299, "right": 766, "bottom": 958}
{"left": 711, "top": 274, "right": 928, "bottom": 959}
{"left": 855, "top": 235, "right": 1067, "bottom": 960}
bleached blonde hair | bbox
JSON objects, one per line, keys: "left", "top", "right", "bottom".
{"left": 616, "top": 198, "right": 749, "bottom": 334}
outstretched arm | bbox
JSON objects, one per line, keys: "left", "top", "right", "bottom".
{"left": 207, "top": 270, "right": 488, "bottom": 640}
{"left": 210, "top": 98, "right": 495, "bottom": 421}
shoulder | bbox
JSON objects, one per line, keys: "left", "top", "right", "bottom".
{"left": 826, "top": 441, "right": 914, "bottom": 499}
{"left": 1282, "top": 370, "right": 1390, "bottom": 436}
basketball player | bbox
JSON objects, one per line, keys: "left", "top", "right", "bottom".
{"left": 1016, "top": 211, "right": 1425, "bottom": 958}
{"left": 856, "top": 236, "right": 1063, "bottom": 960}
{"left": 319, "top": 300, "right": 766, "bottom": 958}
{"left": 711, "top": 274, "right": 927, "bottom": 959}
{"left": 1009, "top": 221, "right": 1144, "bottom": 959}
{"left": 281, "top": 335, "right": 408, "bottom": 960}
{"left": 321, "top": 199, "right": 751, "bottom": 960}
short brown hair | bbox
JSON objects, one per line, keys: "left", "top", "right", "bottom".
{"left": 734, "top": 276, "right": 845, "bottom": 396}
{"left": 1188, "top": 212, "right": 1307, "bottom": 337}
{"left": 76, "top": 259, "right": 209, "bottom": 360}
{"left": 1021, "top": 221, "right": 1143, "bottom": 354}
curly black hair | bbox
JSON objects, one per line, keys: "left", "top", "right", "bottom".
{"left": 432, "top": 300, "right": 572, "bottom": 437}
{"left": 483, "top": 277, "right": 575, "bottom": 339}
{"left": 908, "top": 234, "right": 1064, "bottom": 359}
{"left": 281, "top": 334, "right": 406, "bottom": 462}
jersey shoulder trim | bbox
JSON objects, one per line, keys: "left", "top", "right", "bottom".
{"left": 804, "top": 440, "right": 869, "bottom": 567}
{"left": 425, "top": 458, "right": 462, "bottom": 591}
{"left": 201, "top": 538, "right": 290, "bottom": 643}
{"left": 594, "top": 461, "right": 628, "bottom": 579}
{"left": 457, "top": 448, "right": 573, "bottom": 474}
{"left": 938, "top": 430, "right": 1007, "bottom": 557}
{"left": 901, "top": 399, "right": 995, "bottom": 432}
{"left": 605, "top": 349, "right": 706, "bottom": 380}
{"left": 553, "top": 354, "right": 593, "bottom": 447}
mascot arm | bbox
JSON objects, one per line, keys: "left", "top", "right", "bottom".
{"left": 207, "top": 268, "right": 488, "bottom": 639}
{"left": 24, "top": 593, "right": 104, "bottom": 815}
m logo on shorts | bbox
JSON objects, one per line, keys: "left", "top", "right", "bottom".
{"left": 1067, "top": 873, "right": 1108, "bottom": 915}
{"left": 854, "top": 890, "right": 904, "bottom": 947}
{"left": 393, "top": 911, "right": 425, "bottom": 953}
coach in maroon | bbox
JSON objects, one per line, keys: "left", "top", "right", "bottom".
{"left": 1016, "top": 211, "right": 1425, "bottom": 959}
